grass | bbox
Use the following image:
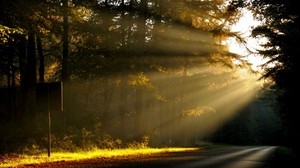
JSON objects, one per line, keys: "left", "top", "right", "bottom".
{"left": 0, "top": 147, "right": 199, "bottom": 168}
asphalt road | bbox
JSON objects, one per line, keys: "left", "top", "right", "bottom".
{"left": 173, "top": 146, "right": 277, "bottom": 168}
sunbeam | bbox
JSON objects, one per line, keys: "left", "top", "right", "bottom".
{"left": 63, "top": 55, "right": 264, "bottom": 146}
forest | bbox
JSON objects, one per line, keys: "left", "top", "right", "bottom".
{"left": 0, "top": 0, "right": 299, "bottom": 157}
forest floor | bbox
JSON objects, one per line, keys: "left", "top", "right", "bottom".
{"left": 15, "top": 150, "right": 198, "bottom": 168}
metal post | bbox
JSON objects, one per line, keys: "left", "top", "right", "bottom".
{"left": 47, "top": 84, "right": 51, "bottom": 157}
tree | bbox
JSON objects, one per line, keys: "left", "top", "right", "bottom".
{"left": 248, "top": 0, "right": 300, "bottom": 151}
{"left": 0, "top": 0, "right": 68, "bottom": 121}
{"left": 62, "top": 0, "right": 69, "bottom": 82}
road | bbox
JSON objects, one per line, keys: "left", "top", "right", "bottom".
{"left": 23, "top": 146, "right": 279, "bottom": 168}
{"left": 173, "top": 146, "right": 277, "bottom": 168}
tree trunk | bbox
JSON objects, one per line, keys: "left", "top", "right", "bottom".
{"left": 61, "top": 0, "right": 69, "bottom": 127}
{"left": 62, "top": 0, "right": 69, "bottom": 82}
{"left": 22, "top": 31, "right": 37, "bottom": 119}
{"left": 137, "top": 0, "right": 147, "bottom": 51}
{"left": 101, "top": 77, "right": 113, "bottom": 133}
{"left": 134, "top": 88, "right": 143, "bottom": 140}
{"left": 7, "top": 39, "right": 16, "bottom": 123}
{"left": 37, "top": 36, "right": 44, "bottom": 83}
{"left": 118, "top": 75, "right": 128, "bottom": 138}
{"left": 17, "top": 35, "right": 26, "bottom": 121}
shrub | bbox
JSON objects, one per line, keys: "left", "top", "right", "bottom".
{"left": 127, "top": 136, "right": 150, "bottom": 149}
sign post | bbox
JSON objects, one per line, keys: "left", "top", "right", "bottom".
{"left": 47, "top": 84, "right": 51, "bottom": 157}
{"left": 36, "top": 82, "right": 63, "bottom": 157}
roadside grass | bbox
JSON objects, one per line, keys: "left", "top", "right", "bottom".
{"left": 0, "top": 147, "right": 199, "bottom": 168}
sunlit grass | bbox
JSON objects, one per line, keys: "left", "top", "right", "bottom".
{"left": 0, "top": 147, "right": 198, "bottom": 168}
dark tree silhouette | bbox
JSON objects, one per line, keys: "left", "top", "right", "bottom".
{"left": 249, "top": 0, "right": 300, "bottom": 153}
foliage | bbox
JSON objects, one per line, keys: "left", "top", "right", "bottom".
{"left": 248, "top": 0, "right": 300, "bottom": 151}
{"left": 127, "top": 136, "right": 150, "bottom": 149}
{"left": 97, "top": 134, "right": 123, "bottom": 149}
{"left": 0, "top": 25, "right": 23, "bottom": 44}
